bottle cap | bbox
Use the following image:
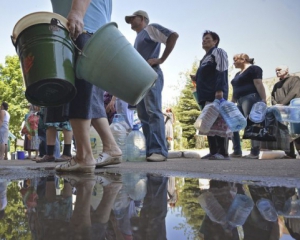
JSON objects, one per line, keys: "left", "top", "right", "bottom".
{"left": 132, "top": 124, "right": 140, "bottom": 130}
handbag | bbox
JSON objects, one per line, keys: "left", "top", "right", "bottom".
{"left": 243, "top": 111, "right": 277, "bottom": 142}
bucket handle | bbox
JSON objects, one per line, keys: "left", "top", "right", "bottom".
{"left": 52, "top": 18, "right": 87, "bottom": 57}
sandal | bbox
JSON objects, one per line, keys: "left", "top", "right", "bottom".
{"left": 55, "top": 158, "right": 95, "bottom": 173}
{"left": 35, "top": 155, "right": 55, "bottom": 163}
{"left": 95, "top": 153, "right": 122, "bottom": 168}
{"left": 56, "top": 173, "right": 96, "bottom": 187}
{"left": 55, "top": 155, "right": 73, "bottom": 162}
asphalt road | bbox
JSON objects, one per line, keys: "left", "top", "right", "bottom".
{"left": 1, "top": 154, "right": 300, "bottom": 188}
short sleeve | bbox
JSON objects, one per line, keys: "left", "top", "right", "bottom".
{"left": 145, "top": 24, "right": 174, "bottom": 44}
{"left": 252, "top": 66, "right": 263, "bottom": 79}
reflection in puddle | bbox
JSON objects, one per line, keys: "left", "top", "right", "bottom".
{"left": 0, "top": 174, "right": 299, "bottom": 239}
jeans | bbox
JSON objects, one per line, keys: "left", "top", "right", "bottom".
{"left": 136, "top": 68, "right": 168, "bottom": 157}
{"left": 116, "top": 98, "right": 134, "bottom": 128}
{"left": 233, "top": 93, "right": 261, "bottom": 155}
{"left": 132, "top": 175, "right": 168, "bottom": 240}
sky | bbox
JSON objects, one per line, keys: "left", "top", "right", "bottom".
{"left": 1, "top": 0, "right": 300, "bottom": 106}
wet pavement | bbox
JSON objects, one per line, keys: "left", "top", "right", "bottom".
{"left": 0, "top": 155, "right": 300, "bottom": 239}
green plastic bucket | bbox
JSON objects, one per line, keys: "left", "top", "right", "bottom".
{"left": 12, "top": 12, "right": 76, "bottom": 107}
{"left": 76, "top": 22, "right": 158, "bottom": 106}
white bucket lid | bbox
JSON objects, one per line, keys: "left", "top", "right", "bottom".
{"left": 12, "top": 11, "right": 69, "bottom": 44}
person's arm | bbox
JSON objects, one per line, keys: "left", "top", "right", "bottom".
{"left": 67, "top": 0, "right": 91, "bottom": 39}
{"left": 280, "top": 77, "right": 300, "bottom": 105}
{"left": 158, "top": 32, "right": 179, "bottom": 64}
{"left": 270, "top": 85, "right": 278, "bottom": 105}
{"left": 0, "top": 110, "right": 4, "bottom": 128}
{"left": 146, "top": 25, "right": 179, "bottom": 66}
{"left": 253, "top": 79, "right": 267, "bottom": 103}
{"left": 106, "top": 96, "right": 116, "bottom": 113}
{"left": 213, "top": 48, "right": 229, "bottom": 100}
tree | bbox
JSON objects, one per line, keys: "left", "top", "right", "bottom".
{"left": 0, "top": 55, "right": 28, "bottom": 142}
{"left": 173, "top": 61, "right": 200, "bottom": 148}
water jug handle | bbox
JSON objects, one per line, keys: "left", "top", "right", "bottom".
{"left": 11, "top": 35, "right": 17, "bottom": 48}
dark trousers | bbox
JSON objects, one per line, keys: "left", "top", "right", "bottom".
{"left": 233, "top": 93, "right": 262, "bottom": 155}
{"left": 208, "top": 135, "right": 229, "bottom": 156}
{"left": 132, "top": 175, "right": 168, "bottom": 240}
{"left": 286, "top": 137, "right": 300, "bottom": 158}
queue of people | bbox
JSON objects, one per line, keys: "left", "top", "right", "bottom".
{"left": 192, "top": 28, "right": 300, "bottom": 160}
{"left": 3, "top": 0, "right": 300, "bottom": 166}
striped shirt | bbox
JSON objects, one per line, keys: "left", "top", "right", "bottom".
{"left": 134, "top": 24, "right": 174, "bottom": 62}
{"left": 196, "top": 47, "right": 229, "bottom": 102}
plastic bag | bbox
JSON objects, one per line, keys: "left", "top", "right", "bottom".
{"left": 194, "top": 100, "right": 220, "bottom": 133}
{"left": 243, "top": 111, "right": 277, "bottom": 142}
{"left": 198, "top": 115, "right": 233, "bottom": 138}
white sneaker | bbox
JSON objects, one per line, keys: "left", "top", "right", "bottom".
{"left": 146, "top": 153, "right": 167, "bottom": 162}
{"left": 95, "top": 152, "right": 122, "bottom": 168}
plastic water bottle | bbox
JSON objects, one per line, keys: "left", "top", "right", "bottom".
{"left": 282, "top": 199, "right": 300, "bottom": 218}
{"left": 249, "top": 102, "right": 267, "bottom": 123}
{"left": 110, "top": 115, "right": 128, "bottom": 161}
{"left": 90, "top": 126, "right": 103, "bottom": 159}
{"left": 219, "top": 100, "right": 247, "bottom": 132}
{"left": 198, "top": 191, "right": 227, "bottom": 224}
{"left": 289, "top": 98, "right": 300, "bottom": 134}
{"left": 226, "top": 194, "right": 254, "bottom": 227}
{"left": 126, "top": 125, "right": 146, "bottom": 162}
{"left": 256, "top": 198, "right": 278, "bottom": 222}
{"left": 194, "top": 99, "right": 220, "bottom": 133}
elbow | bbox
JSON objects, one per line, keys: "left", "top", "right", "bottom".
{"left": 173, "top": 32, "right": 179, "bottom": 39}
{"left": 169, "top": 32, "right": 179, "bottom": 42}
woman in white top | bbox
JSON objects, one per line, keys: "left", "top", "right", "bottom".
{"left": 0, "top": 102, "right": 10, "bottom": 160}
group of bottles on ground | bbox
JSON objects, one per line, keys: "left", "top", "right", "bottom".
{"left": 90, "top": 114, "right": 146, "bottom": 162}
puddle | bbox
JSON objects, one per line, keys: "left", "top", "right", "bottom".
{"left": 0, "top": 172, "right": 299, "bottom": 239}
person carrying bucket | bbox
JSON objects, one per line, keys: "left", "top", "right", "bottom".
{"left": 51, "top": 0, "right": 122, "bottom": 173}
{"left": 125, "top": 10, "right": 179, "bottom": 162}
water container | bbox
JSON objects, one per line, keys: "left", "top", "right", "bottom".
{"left": 90, "top": 126, "right": 103, "bottom": 159}
{"left": 110, "top": 114, "right": 128, "bottom": 161}
{"left": 219, "top": 100, "right": 247, "bottom": 132}
{"left": 249, "top": 102, "right": 267, "bottom": 123}
{"left": 269, "top": 105, "right": 300, "bottom": 124}
{"left": 256, "top": 198, "right": 278, "bottom": 222}
{"left": 76, "top": 22, "right": 158, "bottom": 106}
{"left": 226, "top": 194, "right": 254, "bottom": 227}
{"left": 198, "top": 191, "right": 227, "bottom": 224}
{"left": 282, "top": 199, "right": 300, "bottom": 218}
{"left": 126, "top": 125, "right": 146, "bottom": 162}
{"left": 290, "top": 98, "right": 300, "bottom": 134}
{"left": 17, "top": 151, "right": 25, "bottom": 160}
{"left": 194, "top": 99, "right": 220, "bottom": 133}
